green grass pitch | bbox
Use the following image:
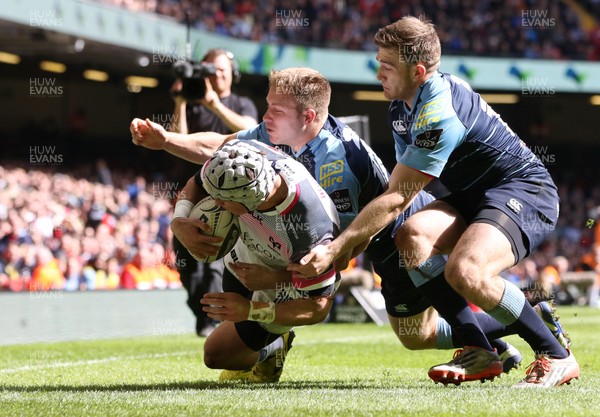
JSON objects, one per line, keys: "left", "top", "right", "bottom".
{"left": 1, "top": 306, "right": 599, "bottom": 417}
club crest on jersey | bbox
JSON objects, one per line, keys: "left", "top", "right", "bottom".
{"left": 269, "top": 236, "right": 282, "bottom": 251}
{"left": 392, "top": 118, "right": 407, "bottom": 134}
{"left": 414, "top": 129, "right": 443, "bottom": 150}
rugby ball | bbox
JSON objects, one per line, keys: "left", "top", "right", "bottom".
{"left": 188, "top": 196, "right": 240, "bottom": 263}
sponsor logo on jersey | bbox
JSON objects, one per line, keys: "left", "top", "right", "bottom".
{"left": 328, "top": 189, "right": 352, "bottom": 213}
{"left": 319, "top": 160, "right": 344, "bottom": 189}
{"left": 414, "top": 129, "right": 443, "bottom": 150}
{"left": 320, "top": 160, "right": 344, "bottom": 179}
{"left": 507, "top": 198, "right": 523, "bottom": 214}
{"left": 414, "top": 99, "right": 443, "bottom": 130}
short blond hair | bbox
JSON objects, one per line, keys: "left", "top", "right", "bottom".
{"left": 374, "top": 16, "right": 441, "bottom": 72}
{"left": 268, "top": 68, "right": 331, "bottom": 122}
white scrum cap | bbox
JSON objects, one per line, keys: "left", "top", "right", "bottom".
{"left": 201, "top": 140, "right": 276, "bottom": 210}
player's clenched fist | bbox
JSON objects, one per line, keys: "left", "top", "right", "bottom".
{"left": 130, "top": 118, "right": 168, "bottom": 150}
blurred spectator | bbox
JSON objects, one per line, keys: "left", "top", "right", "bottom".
{"left": 533, "top": 256, "right": 568, "bottom": 304}
{"left": 93, "top": 0, "right": 600, "bottom": 60}
{"left": 0, "top": 241, "right": 27, "bottom": 291}
{"left": 96, "top": 159, "right": 113, "bottom": 186}
{"left": 64, "top": 256, "right": 85, "bottom": 291}
{"left": 0, "top": 164, "right": 179, "bottom": 293}
{"left": 580, "top": 244, "right": 600, "bottom": 307}
{"left": 29, "top": 246, "right": 65, "bottom": 291}
{"left": 94, "top": 255, "right": 121, "bottom": 290}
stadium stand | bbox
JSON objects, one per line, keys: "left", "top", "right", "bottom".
{"left": 0, "top": 164, "right": 181, "bottom": 292}
{"left": 94, "top": 0, "right": 599, "bottom": 60}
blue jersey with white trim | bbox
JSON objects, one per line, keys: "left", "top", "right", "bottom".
{"left": 389, "top": 71, "right": 548, "bottom": 192}
{"left": 236, "top": 115, "right": 389, "bottom": 230}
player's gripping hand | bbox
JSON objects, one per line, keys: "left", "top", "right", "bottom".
{"left": 201, "top": 292, "right": 250, "bottom": 322}
{"left": 287, "top": 244, "right": 334, "bottom": 278}
{"left": 130, "top": 118, "right": 168, "bottom": 150}
{"left": 228, "top": 262, "right": 291, "bottom": 291}
{"left": 170, "top": 217, "right": 223, "bottom": 259}
{"left": 335, "top": 238, "right": 371, "bottom": 271}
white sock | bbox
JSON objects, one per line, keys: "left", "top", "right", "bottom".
{"left": 256, "top": 336, "right": 284, "bottom": 364}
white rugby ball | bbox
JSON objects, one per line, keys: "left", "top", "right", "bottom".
{"left": 188, "top": 196, "right": 240, "bottom": 263}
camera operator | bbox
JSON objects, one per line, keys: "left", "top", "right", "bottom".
{"left": 171, "top": 48, "right": 258, "bottom": 337}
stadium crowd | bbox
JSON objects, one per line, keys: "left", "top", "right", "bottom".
{"left": 96, "top": 0, "right": 600, "bottom": 60}
{"left": 0, "top": 163, "right": 181, "bottom": 293}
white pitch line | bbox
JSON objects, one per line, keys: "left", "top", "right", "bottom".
{"left": 0, "top": 334, "right": 392, "bottom": 374}
{"left": 294, "top": 333, "right": 392, "bottom": 345}
{"left": 0, "top": 351, "right": 197, "bottom": 374}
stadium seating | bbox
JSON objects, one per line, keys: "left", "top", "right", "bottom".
{"left": 94, "top": 0, "right": 599, "bottom": 60}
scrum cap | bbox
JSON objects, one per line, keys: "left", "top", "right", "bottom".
{"left": 201, "top": 141, "right": 276, "bottom": 210}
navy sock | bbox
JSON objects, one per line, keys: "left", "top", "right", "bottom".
{"left": 489, "top": 338, "right": 508, "bottom": 354}
{"left": 486, "top": 280, "right": 567, "bottom": 359}
{"left": 507, "top": 304, "right": 567, "bottom": 358}
{"left": 419, "top": 273, "right": 494, "bottom": 352}
{"left": 446, "top": 312, "right": 508, "bottom": 353}
{"left": 473, "top": 312, "right": 508, "bottom": 340}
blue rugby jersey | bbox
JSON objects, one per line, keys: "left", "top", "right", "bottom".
{"left": 389, "top": 71, "right": 548, "bottom": 192}
{"left": 236, "top": 115, "right": 390, "bottom": 231}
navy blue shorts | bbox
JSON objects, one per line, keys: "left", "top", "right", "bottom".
{"left": 376, "top": 253, "right": 432, "bottom": 318}
{"left": 439, "top": 172, "right": 559, "bottom": 262}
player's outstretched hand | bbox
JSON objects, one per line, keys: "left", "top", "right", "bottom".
{"left": 130, "top": 118, "right": 168, "bottom": 150}
{"left": 170, "top": 217, "right": 223, "bottom": 259}
{"left": 287, "top": 244, "right": 334, "bottom": 278}
{"left": 334, "top": 238, "right": 371, "bottom": 271}
{"left": 229, "top": 262, "right": 290, "bottom": 291}
{"left": 201, "top": 292, "right": 250, "bottom": 322}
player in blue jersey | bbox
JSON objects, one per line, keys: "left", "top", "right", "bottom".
{"left": 172, "top": 139, "right": 341, "bottom": 382}
{"left": 130, "top": 68, "right": 546, "bottom": 383}
{"left": 289, "top": 16, "right": 580, "bottom": 388}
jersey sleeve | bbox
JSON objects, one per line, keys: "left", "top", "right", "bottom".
{"left": 394, "top": 133, "right": 409, "bottom": 163}
{"left": 400, "top": 97, "right": 467, "bottom": 177}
